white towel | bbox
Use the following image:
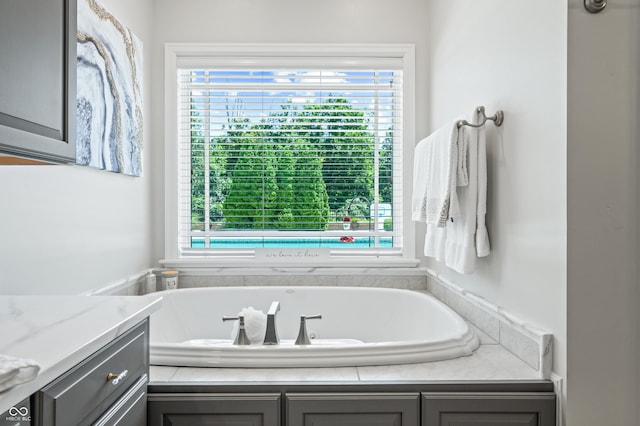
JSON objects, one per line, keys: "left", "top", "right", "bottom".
{"left": 475, "top": 120, "right": 491, "bottom": 257}
{"left": 0, "top": 354, "right": 40, "bottom": 392}
{"left": 457, "top": 125, "right": 469, "bottom": 187}
{"left": 424, "top": 223, "right": 446, "bottom": 260}
{"left": 444, "top": 109, "right": 491, "bottom": 273}
{"left": 417, "top": 118, "right": 469, "bottom": 261}
{"left": 422, "top": 125, "right": 469, "bottom": 261}
{"left": 411, "top": 119, "right": 461, "bottom": 227}
{"left": 231, "top": 307, "right": 267, "bottom": 344}
{"left": 411, "top": 137, "right": 431, "bottom": 222}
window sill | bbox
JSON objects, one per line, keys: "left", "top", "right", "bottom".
{"left": 160, "top": 257, "right": 422, "bottom": 275}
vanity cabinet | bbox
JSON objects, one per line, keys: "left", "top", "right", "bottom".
{"left": 147, "top": 394, "right": 281, "bottom": 426}
{"left": 0, "top": 0, "right": 76, "bottom": 163}
{"left": 422, "top": 393, "right": 556, "bottom": 426}
{"left": 33, "top": 320, "right": 149, "bottom": 426}
{"left": 148, "top": 385, "right": 556, "bottom": 426}
{"left": 286, "top": 393, "right": 419, "bottom": 426}
{"left": 147, "top": 393, "right": 417, "bottom": 426}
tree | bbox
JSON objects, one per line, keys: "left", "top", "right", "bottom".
{"left": 289, "top": 139, "right": 329, "bottom": 230}
{"left": 305, "top": 98, "right": 375, "bottom": 213}
{"left": 189, "top": 106, "right": 206, "bottom": 230}
{"left": 202, "top": 97, "right": 381, "bottom": 231}
{"left": 379, "top": 131, "right": 394, "bottom": 204}
{"left": 222, "top": 130, "right": 279, "bottom": 229}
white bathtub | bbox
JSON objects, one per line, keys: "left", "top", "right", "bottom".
{"left": 149, "top": 286, "right": 479, "bottom": 368}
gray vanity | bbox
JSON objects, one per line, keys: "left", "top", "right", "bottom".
{"left": 34, "top": 321, "right": 149, "bottom": 426}
{"left": 0, "top": 295, "right": 162, "bottom": 426}
{"left": 147, "top": 382, "right": 555, "bottom": 426}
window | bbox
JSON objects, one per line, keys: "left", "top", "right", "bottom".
{"left": 165, "top": 44, "right": 416, "bottom": 265}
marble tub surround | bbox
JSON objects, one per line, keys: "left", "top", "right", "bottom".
{"left": 149, "top": 345, "right": 540, "bottom": 383}
{"left": 86, "top": 268, "right": 430, "bottom": 295}
{"left": 175, "top": 268, "right": 428, "bottom": 290}
{"left": 85, "top": 268, "right": 549, "bottom": 377}
{"left": 426, "top": 270, "right": 553, "bottom": 379}
{"left": 0, "top": 294, "right": 162, "bottom": 414}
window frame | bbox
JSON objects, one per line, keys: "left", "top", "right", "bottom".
{"left": 163, "top": 43, "right": 417, "bottom": 268}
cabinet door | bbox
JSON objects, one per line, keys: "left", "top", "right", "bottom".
{"left": 147, "top": 393, "right": 280, "bottom": 426}
{"left": 286, "top": 393, "right": 420, "bottom": 426}
{"left": 422, "top": 393, "right": 556, "bottom": 426}
{"left": 0, "top": 0, "right": 76, "bottom": 162}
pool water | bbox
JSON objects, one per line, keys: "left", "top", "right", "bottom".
{"left": 191, "top": 237, "right": 393, "bottom": 249}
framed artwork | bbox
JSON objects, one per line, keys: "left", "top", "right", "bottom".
{"left": 76, "top": 0, "right": 143, "bottom": 176}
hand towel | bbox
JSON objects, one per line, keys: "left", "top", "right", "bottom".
{"left": 444, "top": 109, "right": 491, "bottom": 273}
{"left": 411, "top": 137, "right": 431, "bottom": 222}
{"left": 423, "top": 124, "right": 465, "bottom": 260}
{"left": 475, "top": 121, "right": 491, "bottom": 257}
{"left": 424, "top": 223, "right": 446, "bottom": 260}
{"left": 0, "top": 354, "right": 40, "bottom": 392}
{"left": 411, "top": 119, "right": 461, "bottom": 227}
{"left": 456, "top": 124, "right": 469, "bottom": 187}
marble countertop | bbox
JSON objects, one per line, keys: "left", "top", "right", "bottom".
{"left": 0, "top": 294, "right": 162, "bottom": 414}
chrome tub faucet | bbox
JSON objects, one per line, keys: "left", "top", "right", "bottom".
{"left": 263, "top": 301, "right": 280, "bottom": 345}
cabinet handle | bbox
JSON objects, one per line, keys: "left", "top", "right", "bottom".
{"left": 106, "top": 369, "right": 128, "bottom": 385}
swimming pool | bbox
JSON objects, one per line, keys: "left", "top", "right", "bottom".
{"left": 191, "top": 237, "right": 393, "bottom": 249}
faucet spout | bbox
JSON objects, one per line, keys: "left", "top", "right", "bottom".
{"left": 263, "top": 301, "right": 280, "bottom": 345}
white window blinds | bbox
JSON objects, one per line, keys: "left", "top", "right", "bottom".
{"left": 176, "top": 64, "right": 404, "bottom": 257}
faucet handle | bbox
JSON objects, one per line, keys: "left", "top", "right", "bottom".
{"left": 222, "top": 315, "right": 251, "bottom": 345}
{"left": 222, "top": 315, "right": 240, "bottom": 321}
{"left": 295, "top": 314, "right": 322, "bottom": 345}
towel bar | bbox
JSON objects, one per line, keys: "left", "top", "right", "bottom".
{"left": 457, "top": 106, "right": 504, "bottom": 129}
{"left": 584, "top": 0, "right": 606, "bottom": 13}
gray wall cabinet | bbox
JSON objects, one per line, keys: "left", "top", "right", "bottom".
{"left": 33, "top": 320, "right": 149, "bottom": 426}
{"left": 147, "top": 394, "right": 281, "bottom": 426}
{"left": 422, "top": 392, "right": 556, "bottom": 426}
{"left": 286, "top": 392, "right": 420, "bottom": 426}
{"left": 0, "top": 0, "right": 76, "bottom": 162}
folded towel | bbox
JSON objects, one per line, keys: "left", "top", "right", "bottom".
{"left": 411, "top": 137, "right": 431, "bottom": 222}
{"left": 231, "top": 307, "right": 267, "bottom": 344}
{"left": 0, "top": 355, "right": 40, "bottom": 392}
{"left": 444, "top": 108, "right": 491, "bottom": 273}
{"left": 424, "top": 223, "right": 446, "bottom": 260}
{"left": 412, "top": 118, "right": 461, "bottom": 227}
{"left": 457, "top": 125, "right": 469, "bottom": 187}
{"left": 475, "top": 118, "right": 491, "bottom": 257}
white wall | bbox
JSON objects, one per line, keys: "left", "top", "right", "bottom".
{"left": 152, "top": 2, "right": 572, "bottom": 391}
{"left": 0, "top": 0, "right": 155, "bottom": 295}
{"left": 149, "top": 0, "right": 431, "bottom": 263}
{"left": 426, "top": 0, "right": 568, "bottom": 400}
{"left": 567, "top": 0, "right": 640, "bottom": 424}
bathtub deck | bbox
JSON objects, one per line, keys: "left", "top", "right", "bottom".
{"left": 150, "top": 339, "right": 541, "bottom": 384}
